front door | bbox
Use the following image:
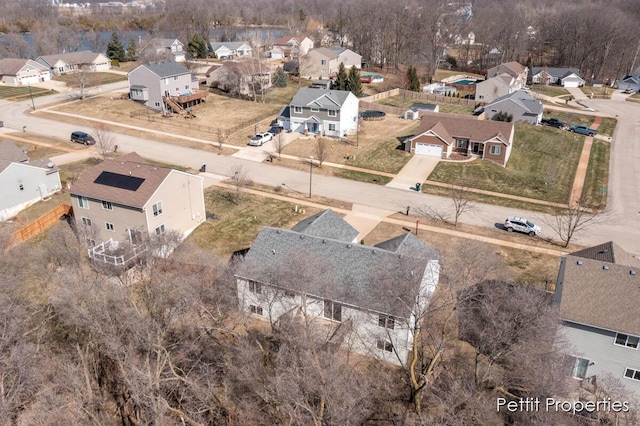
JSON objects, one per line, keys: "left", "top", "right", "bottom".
{"left": 472, "top": 143, "right": 480, "bottom": 154}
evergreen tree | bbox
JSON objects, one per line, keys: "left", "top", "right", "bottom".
{"left": 188, "top": 33, "right": 208, "bottom": 59}
{"left": 126, "top": 38, "right": 138, "bottom": 62}
{"left": 407, "top": 65, "right": 420, "bottom": 92}
{"left": 106, "top": 32, "right": 125, "bottom": 62}
{"left": 272, "top": 67, "right": 288, "bottom": 88}
{"left": 347, "top": 66, "right": 363, "bottom": 97}
{"left": 335, "top": 62, "right": 348, "bottom": 90}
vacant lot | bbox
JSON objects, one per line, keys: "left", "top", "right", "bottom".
{"left": 429, "top": 124, "right": 584, "bottom": 203}
{"left": 0, "top": 85, "right": 55, "bottom": 101}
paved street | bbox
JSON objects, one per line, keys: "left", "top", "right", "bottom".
{"left": 1, "top": 86, "right": 640, "bottom": 255}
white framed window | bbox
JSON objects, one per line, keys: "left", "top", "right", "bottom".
{"left": 249, "top": 281, "right": 262, "bottom": 294}
{"left": 328, "top": 110, "right": 337, "bottom": 117}
{"left": 489, "top": 145, "right": 502, "bottom": 155}
{"left": 250, "top": 305, "right": 263, "bottom": 316}
{"left": 328, "top": 124, "right": 336, "bottom": 131}
{"left": 152, "top": 201, "right": 163, "bottom": 217}
{"left": 615, "top": 333, "right": 639, "bottom": 349}
{"left": 456, "top": 139, "right": 468, "bottom": 148}
{"left": 376, "top": 339, "right": 394, "bottom": 352}
{"left": 105, "top": 222, "right": 115, "bottom": 232}
{"left": 323, "top": 300, "right": 342, "bottom": 322}
{"left": 102, "top": 200, "right": 113, "bottom": 210}
{"left": 378, "top": 314, "right": 395, "bottom": 329}
{"left": 311, "top": 107, "right": 319, "bottom": 112}
{"left": 78, "top": 196, "right": 89, "bottom": 209}
{"left": 81, "top": 217, "right": 92, "bottom": 227}
{"left": 572, "top": 357, "right": 590, "bottom": 379}
{"left": 155, "top": 224, "right": 165, "bottom": 235}
{"left": 294, "top": 106, "right": 302, "bottom": 114}
{"left": 625, "top": 368, "right": 640, "bottom": 381}
{"left": 321, "top": 59, "right": 326, "bottom": 65}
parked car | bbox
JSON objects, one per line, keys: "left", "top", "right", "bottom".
{"left": 70, "top": 131, "right": 95, "bottom": 145}
{"left": 623, "top": 88, "right": 635, "bottom": 94}
{"left": 541, "top": 117, "right": 566, "bottom": 129}
{"left": 569, "top": 125, "right": 597, "bottom": 136}
{"left": 268, "top": 125, "right": 284, "bottom": 136}
{"left": 249, "top": 132, "right": 272, "bottom": 146}
{"left": 504, "top": 217, "right": 541, "bottom": 236}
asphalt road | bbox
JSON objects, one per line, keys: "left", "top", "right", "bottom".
{"left": 1, "top": 84, "right": 639, "bottom": 255}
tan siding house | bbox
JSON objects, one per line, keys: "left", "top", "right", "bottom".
{"left": 0, "top": 58, "right": 51, "bottom": 86}
{"left": 300, "top": 46, "right": 361, "bottom": 79}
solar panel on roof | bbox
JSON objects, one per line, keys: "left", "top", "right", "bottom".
{"left": 94, "top": 171, "right": 145, "bottom": 191}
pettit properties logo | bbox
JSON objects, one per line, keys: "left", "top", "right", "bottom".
{"left": 497, "top": 397, "right": 630, "bottom": 414}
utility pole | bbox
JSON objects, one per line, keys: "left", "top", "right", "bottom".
{"left": 28, "top": 82, "right": 35, "bottom": 110}
{"left": 309, "top": 156, "right": 313, "bottom": 198}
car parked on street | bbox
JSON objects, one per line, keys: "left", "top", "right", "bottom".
{"left": 504, "top": 217, "right": 541, "bottom": 236}
{"left": 569, "top": 125, "right": 597, "bottom": 136}
{"left": 70, "top": 131, "right": 95, "bottom": 145}
{"left": 249, "top": 132, "right": 272, "bottom": 146}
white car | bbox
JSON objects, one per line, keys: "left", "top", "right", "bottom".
{"left": 504, "top": 217, "right": 541, "bottom": 236}
{"left": 249, "top": 132, "right": 272, "bottom": 146}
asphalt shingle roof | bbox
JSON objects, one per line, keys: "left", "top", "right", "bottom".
{"left": 139, "top": 62, "right": 190, "bottom": 78}
{"left": 291, "top": 209, "right": 359, "bottom": 242}
{"left": 38, "top": 51, "right": 104, "bottom": 66}
{"left": 531, "top": 67, "right": 581, "bottom": 79}
{"left": 290, "top": 87, "right": 352, "bottom": 109}
{"left": 412, "top": 113, "right": 514, "bottom": 146}
{"left": 0, "top": 140, "right": 28, "bottom": 172}
{"left": 484, "top": 89, "right": 543, "bottom": 115}
{"left": 0, "top": 58, "right": 48, "bottom": 75}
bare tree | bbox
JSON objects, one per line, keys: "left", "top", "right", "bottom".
{"left": 228, "top": 164, "right": 251, "bottom": 203}
{"left": 215, "top": 128, "right": 227, "bottom": 150}
{"left": 273, "top": 132, "right": 285, "bottom": 159}
{"left": 543, "top": 196, "right": 608, "bottom": 248}
{"left": 314, "top": 137, "right": 328, "bottom": 167}
{"left": 67, "top": 70, "right": 96, "bottom": 101}
{"left": 415, "top": 185, "right": 476, "bottom": 226}
{"left": 91, "top": 122, "right": 117, "bottom": 158}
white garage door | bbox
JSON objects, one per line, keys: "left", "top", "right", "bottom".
{"left": 415, "top": 143, "right": 442, "bottom": 157}
{"left": 21, "top": 75, "right": 39, "bottom": 85}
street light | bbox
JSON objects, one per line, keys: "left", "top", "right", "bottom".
{"left": 309, "top": 156, "right": 313, "bottom": 198}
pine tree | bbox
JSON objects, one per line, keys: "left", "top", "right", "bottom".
{"left": 407, "top": 65, "right": 420, "bottom": 92}
{"left": 272, "top": 67, "right": 288, "bottom": 87}
{"left": 188, "top": 33, "right": 208, "bottom": 59}
{"left": 347, "top": 66, "right": 363, "bottom": 97}
{"left": 335, "top": 62, "right": 348, "bottom": 90}
{"left": 106, "top": 32, "right": 125, "bottom": 62}
{"left": 126, "top": 38, "right": 138, "bottom": 62}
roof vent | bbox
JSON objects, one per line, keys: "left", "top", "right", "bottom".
{"left": 276, "top": 229, "right": 281, "bottom": 234}
{"left": 631, "top": 271, "right": 637, "bottom": 276}
{"left": 300, "top": 235, "right": 304, "bottom": 239}
{"left": 272, "top": 249, "right": 276, "bottom": 255}
{"left": 347, "top": 244, "right": 352, "bottom": 248}
{"left": 576, "top": 260, "right": 583, "bottom": 265}
{"left": 600, "top": 249, "right": 609, "bottom": 253}
{"left": 373, "top": 249, "right": 377, "bottom": 254}
{"left": 603, "top": 265, "right": 609, "bottom": 271}
{"left": 47, "top": 162, "right": 54, "bottom": 168}
{"left": 322, "top": 239, "right": 327, "bottom": 243}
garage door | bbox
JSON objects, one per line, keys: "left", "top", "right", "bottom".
{"left": 21, "top": 75, "right": 38, "bottom": 85}
{"left": 415, "top": 143, "right": 442, "bottom": 157}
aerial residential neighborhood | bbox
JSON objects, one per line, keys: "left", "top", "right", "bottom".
{"left": 0, "top": 0, "right": 639, "bottom": 424}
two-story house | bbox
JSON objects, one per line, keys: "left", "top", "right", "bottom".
{"left": 271, "top": 35, "right": 314, "bottom": 59}
{"left": 35, "top": 51, "right": 111, "bottom": 76}
{"left": 0, "top": 141, "right": 62, "bottom": 220}
{"left": 486, "top": 61, "right": 528, "bottom": 88}
{"left": 280, "top": 87, "right": 359, "bottom": 137}
{"left": 554, "top": 242, "right": 640, "bottom": 394}
{"left": 236, "top": 209, "right": 441, "bottom": 366}
{"left": 69, "top": 153, "right": 205, "bottom": 262}
{"left": 475, "top": 74, "right": 523, "bottom": 104}
{"left": 128, "top": 62, "right": 205, "bottom": 112}
{"left": 139, "top": 38, "right": 186, "bottom": 62}
{"left": 0, "top": 58, "right": 51, "bottom": 86}
{"left": 299, "top": 46, "right": 361, "bottom": 80}
{"left": 404, "top": 113, "right": 515, "bottom": 166}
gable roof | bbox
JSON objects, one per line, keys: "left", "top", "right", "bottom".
{"left": 530, "top": 67, "right": 581, "bottom": 79}
{"left": 0, "top": 140, "right": 29, "bottom": 172}
{"left": 555, "top": 242, "right": 640, "bottom": 336}
{"left": 501, "top": 61, "right": 526, "bottom": 76}
{"left": 209, "top": 41, "right": 252, "bottom": 51}
{"left": 238, "top": 212, "right": 440, "bottom": 318}
{"left": 484, "top": 89, "right": 543, "bottom": 115}
{"left": 411, "top": 113, "right": 514, "bottom": 146}
{"left": 0, "top": 58, "right": 48, "bottom": 75}
{"left": 290, "top": 87, "right": 354, "bottom": 109}
{"left": 37, "top": 51, "right": 105, "bottom": 67}
{"left": 69, "top": 152, "right": 172, "bottom": 209}
{"left": 210, "top": 59, "right": 270, "bottom": 74}
{"left": 308, "top": 47, "right": 339, "bottom": 60}
{"left": 273, "top": 35, "right": 310, "bottom": 45}
{"left": 291, "top": 209, "right": 359, "bottom": 242}
{"left": 145, "top": 38, "right": 182, "bottom": 49}
{"left": 135, "top": 62, "right": 190, "bottom": 78}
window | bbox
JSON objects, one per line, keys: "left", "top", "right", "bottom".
{"left": 328, "top": 110, "right": 337, "bottom": 117}
{"left": 101, "top": 200, "right": 113, "bottom": 210}
{"left": 478, "top": 95, "right": 484, "bottom": 99}
{"left": 185, "top": 85, "right": 189, "bottom": 90}
{"left": 19, "top": 183, "right": 24, "bottom": 191}
{"left": 163, "top": 78, "right": 168, "bottom": 85}
{"left": 105, "top": 222, "right": 115, "bottom": 232}
{"left": 155, "top": 224, "right": 165, "bottom": 235}
{"left": 572, "top": 357, "right": 590, "bottom": 379}
{"left": 328, "top": 124, "right": 336, "bottom": 131}
{"left": 78, "top": 196, "right": 89, "bottom": 209}
{"left": 86, "top": 238, "right": 95, "bottom": 247}
{"left": 378, "top": 314, "right": 395, "bottom": 329}
{"left": 155, "top": 102, "right": 161, "bottom": 107}
{"left": 294, "top": 106, "right": 302, "bottom": 114}
{"left": 81, "top": 217, "right": 92, "bottom": 227}
{"left": 376, "top": 339, "right": 394, "bottom": 352}
{"left": 128, "top": 229, "right": 143, "bottom": 245}
{"left": 489, "top": 145, "right": 502, "bottom": 155}
{"left": 615, "top": 333, "right": 640, "bottom": 349}
{"left": 250, "top": 305, "right": 263, "bottom": 316}
{"left": 311, "top": 107, "right": 319, "bottom": 112}
{"left": 456, "top": 139, "right": 468, "bottom": 149}
{"left": 625, "top": 368, "right": 640, "bottom": 381}
{"left": 174, "top": 76, "right": 178, "bottom": 80}
{"left": 321, "top": 59, "right": 326, "bottom": 65}
{"left": 324, "top": 300, "right": 342, "bottom": 322}
{"left": 249, "top": 281, "right": 262, "bottom": 294}
{"left": 152, "top": 201, "right": 163, "bottom": 217}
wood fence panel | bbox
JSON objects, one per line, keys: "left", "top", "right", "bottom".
{"left": 8, "top": 204, "right": 72, "bottom": 248}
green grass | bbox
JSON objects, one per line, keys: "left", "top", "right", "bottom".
{"left": 333, "top": 169, "right": 392, "bottom": 185}
{"left": 581, "top": 140, "right": 610, "bottom": 206}
{"left": 429, "top": 125, "right": 583, "bottom": 203}
{"left": 596, "top": 117, "right": 617, "bottom": 137}
{"left": 530, "top": 85, "right": 569, "bottom": 98}
{"left": 350, "top": 140, "right": 412, "bottom": 174}
{"left": 540, "top": 109, "right": 597, "bottom": 128}
{"left": 0, "top": 85, "right": 55, "bottom": 100}
{"left": 376, "top": 95, "right": 474, "bottom": 115}
{"left": 53, "top": 72, "right": 127, "bottom": 87}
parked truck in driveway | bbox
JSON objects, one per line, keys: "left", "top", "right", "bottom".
{"left": 541, "top": 117, "right": 566, "bottom": 129}
{"left": 569, "top": 125, "right": 597, "bottom": 136}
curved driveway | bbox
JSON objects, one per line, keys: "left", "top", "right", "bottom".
{"left": 1, "top": 85, "right": 639, "bottom": 255}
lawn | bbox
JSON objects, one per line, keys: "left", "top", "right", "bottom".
{"left": 375, "top": 94, "right": 475, "bottom": 115}
{"left": 596, "top": 117, "right": 617, "bottom": 137}
{"left": 530, "top": 84, "right": 569, "bottom": 98}
{"left": 429, "top": 125, "right": 584, "bottom": 203}
{"left": 53, "top": 72, "right": 127, "bottom": 87}
{"left": 581, "top": 140, "right": 610, "bottom": 206}
{"left": 0, "top": 85, "right": 55, "bottom": 100}
{"left": 579, "top": 86, "right": 613, "bottom": 99}
{"left": 540, "top": 109, "right": 598, "bottom": 128}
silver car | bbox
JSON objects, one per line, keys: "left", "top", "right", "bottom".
{"left": 248, "top": 132, "right": 272, "bottom": 146}
{"left": 504, "top": 217, "right": 541, "bottom": 236}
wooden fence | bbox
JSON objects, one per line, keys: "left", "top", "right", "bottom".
{"left": 8, "top": 204, "right": 72, "bottom": 249}
{"left": 361, "top": 88, "right": 478, "bottom": 107}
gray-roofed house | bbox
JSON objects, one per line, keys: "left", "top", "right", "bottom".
{"left": 236, "top": 209, "right": 441, "bottom": 366}
{"left": 128, "top": 62, "right": 206, "bottom": 112}
{"left": 283, "top": 87, "right": 359, "bottom": 137}
{"left": 404, "top": 113, "right": 515, "bottom": 166}
{"left": 208, "top": 41, "right": 253, "bottom": 59}
{"left": 553, "top": 242, "right": 640, "bottom": 393}
{"left": 475, "top": 74, "right": 523, "bottom": 104}
{"left": 0, "top": 58, "right": 51, "bottom": 86}
{"left": 139, "top": 38, "right": 186, "bottom": 62}
{"left": 479, "top": 89, "right": 543, "bottom": 125}
{"left": 299, "top": 46, "right": 361, "bottom": 79}
{"left": 0, "top": 140, "right": 61, "bottom": 220}
{"left": 530, "top": 67, "right": 585, "bottom": 88}
{"left": 35, "top": 51, "right": 110, "bottom": 75}
{"left": 486, "top": 61, "right": 528, "bottom": 88}
{"left": 69, "top": 152, "right": 205, "bottom": 263}
{"left": 618, "top": 66, "right": 640, "bottom": 92}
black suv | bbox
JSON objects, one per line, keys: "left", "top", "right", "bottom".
{"left": 71, "top": 131, "right": 95, "bottom": 145}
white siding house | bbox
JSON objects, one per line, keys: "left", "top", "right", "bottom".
{"left": 285, "top": 88, "right": 359, "bottom": 137}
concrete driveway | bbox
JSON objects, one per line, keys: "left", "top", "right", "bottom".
{"left": 386, "top": 155, "right": 440, "bottom": 190}
{"left": 232, "top": 131, "right": 300, "bottom": 162}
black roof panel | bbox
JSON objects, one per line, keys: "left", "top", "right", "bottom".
{"left": 94, "top": 171, "right": 145, "bottom": 191}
